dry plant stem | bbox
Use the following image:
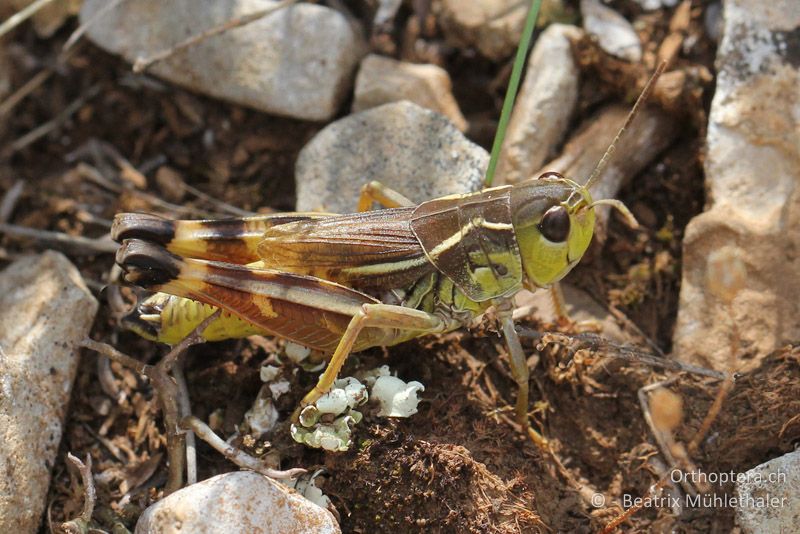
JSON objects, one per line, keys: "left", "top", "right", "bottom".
{"left": 599, "top": 475, "right": 672, "bottom": 534}
{"left": 516, "top": 327, "right": 726, "bottom": 380}
{"left": 638, "top": 379, "right": 701, "bottom": 497}
{"left": 152, "top": 310, "right": 222, "bottom": 493}
{"left": 133, "top": 0, "right": 298, "bottom": 73}
{"left": 182, "top": 182, "right": 254, "bottom": 217}
{"left": 60, "top": 453, "right": 96, "bottom": 534}
{"left": 0, "top": 69, "right": 52, "bottom": 119}
{"left": 76, "top": 161, "right": 221, "bottom": 219}
{"left": 172, "top": 360, "right": 197, "bottom": 485}
{"left": 96, "top": 354, "right": 122, "bottom": 401}
{"left": 688, "top": 374, "right": 735, "bottom": 454}
{"left": 0, "top": 223, "right": 117, "bottom": 255}
{"left": 81, "top": 311, "right": 221, "bottom": 494}
{"left": 0, "top": 0, "right": 56, "bottom": 38}
{"left": 5, "top": 84, "right": 101, "bottom": 156}
{"left": 181, "top": 416, "right": 306, "bottom": 480}
{"left": 0, "top": 180, "right": 24, "bottom": 223}
{"left": 80, "top": 339, "right": 147, "bottom": 374}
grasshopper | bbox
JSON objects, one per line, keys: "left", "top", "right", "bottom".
{"left": 112, "top": 65, "right": 665, "bottom": 439}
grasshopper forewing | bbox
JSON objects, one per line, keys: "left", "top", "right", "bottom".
{"left": 113, "top": 63, "right": 666, "bottom": 440}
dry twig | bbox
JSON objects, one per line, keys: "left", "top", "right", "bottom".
{"left": 0, "top": 223, "right": 116, "bottom": 255}
{"left": 0, "top": 180, "right": 24, "bottom": 223}
{"left": 0, "top": 0, "right": 56, "bottom": 39}
{"left": 60, "top": 453, "right": 96, "bottom": 534}
{"left": 181, "top": 416, "right": 306, "bottom": 480}
{"left": 4, "top": 84, "right": 101, "bottom": 156}
{"left": 133, "top": 0, "right": 298, "bottom": 73}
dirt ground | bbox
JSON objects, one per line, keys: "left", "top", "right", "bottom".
{"left": 2, "top": 2, "right": 799, "bottom": 533}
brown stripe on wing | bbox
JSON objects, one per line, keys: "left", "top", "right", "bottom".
{"left": 117, "top": 239, "right": 388, "bottom": 353}
{"left": 113, "top": 212, "right": 328, "bottom": 264}
{"left": 256, "top": 207, "right": 436, "bottom": 290}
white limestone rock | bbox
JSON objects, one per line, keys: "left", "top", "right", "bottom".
{"left": 672, "top": 0, "right": 800, "bottom": 371}
{"left": 295, "top": 101, "right": 487, "bottom": 213}
{"left": 581, "top": 0, "right": 642, "bottom": 63}
{"left": 437, "top": 0, "right": 527, "bottom": 60}
{"left": 495, "top": 24, "right": 582, "bottom": 184}
{"left": 353, "top": 54, "right": 467, "bottom": 131}
{"left": 135, "top": 471, "right": 340, "bottom": 534}
{"left": 0, "top": 252, "right": 98, "bottom": 532}
{"left": 735, "top": 449, "right": 800, "bottom": 533}
{"left": 79, "top": 0, "right": 366, "bottom": 121}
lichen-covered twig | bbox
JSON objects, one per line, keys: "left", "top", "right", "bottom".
{"left": 60, "top": 453, "right": 96, "bottom": 534}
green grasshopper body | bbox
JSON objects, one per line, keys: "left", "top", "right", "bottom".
{"left": 113, "top": 175, "right": 597, "bottom": 428}
{"left": 113, "top": 64, "right": 663, "bottom": 434}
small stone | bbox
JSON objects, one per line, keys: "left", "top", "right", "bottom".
{"left": 0, "top": 252, "right": 98, "bottom": 533}
{"left": 580, "top": 0, "right": 642, "bottom": 63}
{"left": 672, "top": 0, "right": 800, "bottom": 371}
{"left": 154, "top": 166, "right": 187, "bottom": 202}
{"left": 735, "top": 449, "right": 800, "bottom": 533}
{"left": 631, "top": 0, "right": 679, "bottom": 10}
{"left": 495, "top": 24, "right": 582, "bottom": 184}
{"left": 80, "top": 0, "right": 366, "bottom": 121}
{"left": 295, "top": 101, "right": 487, "bottom": 213}
{"left": 437, "top": 0, "right": 527, "bottom": 60}
{"left": 353, "top": 54, "right": 467, "bottom": 132}
{"left": 135, "top": 471, "right": 340, "bottom": 534}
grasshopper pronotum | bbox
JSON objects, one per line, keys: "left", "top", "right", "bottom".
{"left": 112, "top": 64, "right": 665, "bottom": 442}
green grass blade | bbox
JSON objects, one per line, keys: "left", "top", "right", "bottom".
{"left": 484, "top": 0, "right": 543, "bottom": 187}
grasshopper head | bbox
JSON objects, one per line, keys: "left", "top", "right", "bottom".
{"left": 510, "top": 173, "right": 596, "bottom": 288}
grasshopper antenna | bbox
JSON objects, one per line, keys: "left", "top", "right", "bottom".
{"left": 584, "top": 61, "right": 667, "bottom": 191}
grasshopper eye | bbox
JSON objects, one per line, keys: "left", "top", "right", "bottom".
{"left": 538, "top": 206, "right": 570, "bottom": 242}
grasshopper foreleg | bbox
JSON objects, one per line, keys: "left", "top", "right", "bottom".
{"left": 496, "top": 298, "right": 549, "bottom": 448}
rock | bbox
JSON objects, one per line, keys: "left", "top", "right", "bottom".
{"left": 580, "top": 0, "right": 642, "bottom": 63}
{"left": 672, "top": 0, "right": 800, "bottom": 371}
{"left": 735, "top": 449, "right": 800, "bottom": 533}
{"left": 495, "top": 24, "right": 582, "bottom": 184}
{"left": 437, "top": 0, "right": 527, "bottom": 60}
{"left": 79, "top": 0, "right": 366, "bottom": 121}
{"left": 632, "top": 0, "right": 679, "bottom": 10}
{"left": 295, "top": 101, "right": 488, "bottom": 213}
{"left": 135, "top": 471, "right": 340, "bottom": 534}
{"left": 353, "top": 54, "right": 467, "bottom": 132}
{"left": 0, "top": 252, "right": 98, "bottom": 533}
